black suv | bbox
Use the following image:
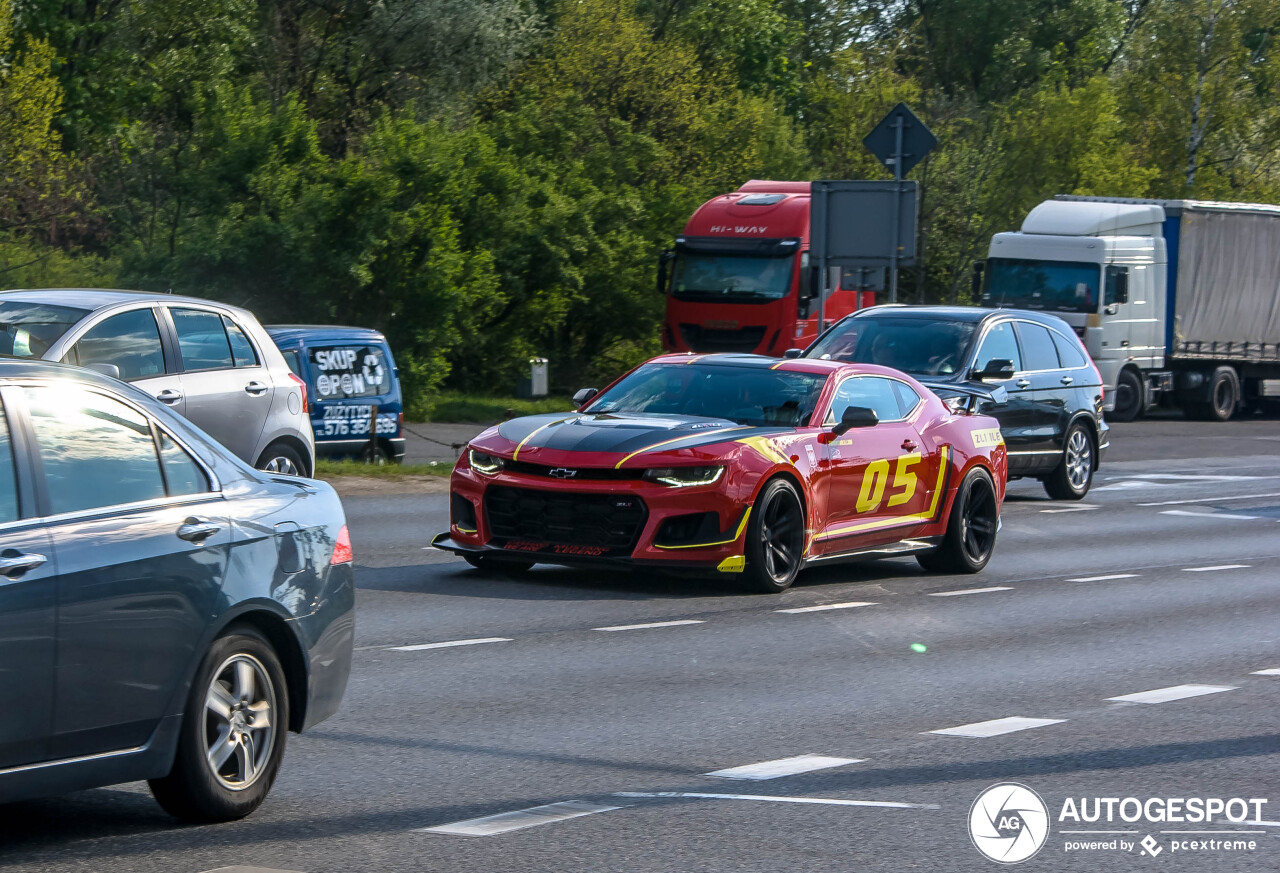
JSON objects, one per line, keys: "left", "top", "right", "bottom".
{"left": 802, "top": 306, "right": 1108, "bottom": 499}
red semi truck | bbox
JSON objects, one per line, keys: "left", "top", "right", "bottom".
{"left": 658, "top": 181, "right": 873, "bottom": 355}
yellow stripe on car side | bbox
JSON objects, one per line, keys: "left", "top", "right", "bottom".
{"left": 511, "top": 416, "right": 575, "bottom": 461}
{"left": 654, "top": 508, "right": 752, "bottom": 550}
{"left": 735, "top": 435, "right": 794, "bottom": 467}
{"left": 815, "top": 446, "right": 951, "bottom": 541}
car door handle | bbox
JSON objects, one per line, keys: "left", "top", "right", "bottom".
{"left": 1060, "top": 376, "right": 1074, "bottom": 385}
{"left": 177, "top": 518, "right": 221, "bottom": 543}
{"left": 901, "top": 439, "right": 917, "bottom": 452}
{"left": 0, "top": 551, "right": 47, "bottom": 577}
{"left": 156, "top": 389, "right": 183, "bottom": 405}
{"left": 1015, "top": 379, "right": 1031, "bottom": 388}
{"left": 244, "top": 381, "right": 269, "bottom": 396}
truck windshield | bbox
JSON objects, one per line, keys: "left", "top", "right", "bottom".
{"left": 585, "top": 363, "right": 826, "bottom": 427}
{"left": 982, "top": 257, "right": 1100, "bottom": 313}
{"left": 0, "top": 301, "right": 88, "bottom": 358}
{"left": 671, "top": 253, "right": 794, "bottom": 302}
{"left": 806, "top": 316, "right": 977, "bottom": 378}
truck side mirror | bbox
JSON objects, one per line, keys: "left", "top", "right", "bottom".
{"left": 656, "top": 249, "right": 675, "bottom": 295}
{"left": 572, "top": 387, "right": 598, "bottom": 407}
{"left": 971, "top": 260, "right": 985, "bottom": 298}
{"left": 831, "top": 405, "right": 878, "bottom": 436}
{"left": 973, "top": 358, "right": 1015, "bottom": 381}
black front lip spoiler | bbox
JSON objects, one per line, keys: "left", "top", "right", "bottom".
{"left": 431, "top": 533, "right": 722, "bottom": 571}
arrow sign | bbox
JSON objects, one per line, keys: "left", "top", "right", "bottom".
{"left": 863, "top": 102, "right": 937, "bottom": 177}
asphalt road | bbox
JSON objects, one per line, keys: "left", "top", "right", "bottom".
{"left": 4, "top": 416, "right": 1280, "bottom": 872}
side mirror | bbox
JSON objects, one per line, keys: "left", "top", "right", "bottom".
{"left": 572, "top": 387, "right": 598, "bottom": 407}
{"left": 971, "top": 260, "right": 985, "bottom": 298}
{"left": 831, "top": 405, "right": 878, "bottom": 437}
{"left": 656, "top": 249, "right": 675, "bottom": 295}
{"left": 783, "top": 348, "right": 803, "bottom": 359}
{"left": 85, "top": 362, "right": 122, "bottom": 380}
{"left": 973, "top": 358, "right": 1015, "bottom": 381}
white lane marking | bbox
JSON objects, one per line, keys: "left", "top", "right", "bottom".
{"left": 1040, "top": 505, "right": 1100, "bottom": 514}
{"left": 613, "top": 791, "right": 938, "bottom": 810}
{"left": 1251, "top": 668, "right": 1280, "bottom": 676}
{"left": 1106, "top": 684, "right": 1237, "bottom": 705}
{"left": 420, "top": 800, "right": 625, "bottom": 836}
{"left": 1127, "top": 474, "right": 1280, "bottom": 481}
{"left": 928, "top": 586, "right": 1014, "bottom": 597}
{"left": 594, "top": 619, "right": 705, "bottom": 632}
{"left": 1182, "top": 564, "right": 1250, "bottom": 572}
{"left": 1140, "top": 491, "right": 1280, "bottom": 507}
{"left": 199, "top": 868, "right": 305, "bottom": 873}
{"left": 706, "top": 754, "right": 865, "bottom": 781}
{"left": 391, "top": 637, "right": 512, "bottom": 652}
{"left": 1067, "top": 573, "right": 1139, "bottom": 583}
{"left": 929, "top": 717, "right": 1066, "bottom": 738}
{"left": 776, "top": 602, "right": 877, "bottom": 614}
{"left": 1245, "top": 819, "right": 1280, "bottom": 826}
{"left": 1161, "top": 510, "right": 1263, "bottom": 521}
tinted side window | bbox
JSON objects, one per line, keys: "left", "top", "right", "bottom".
{"left": 222, "top": 316, "right": 259, "bottom": 367}
{"left": 974, "top": 322, "right": 1023, "bottom": 373}
{"left": 25, "top": 388, "right": 166, "bottom": 514}
{"left": 280, "top": 349, "right": 301, "bottom": 377}
{"left": 1051, "top": 330, "right": 1088, "bottom": 369}
{"left": 891, "top": 381, "right": 922, "bottom": 418}
{"left": 1014, "top": 321, "right": 1061, "bottom": 371}
{"left": 70, "top": 309, "right": 166, "bottom": 381}
{"left": 171, "top": 308, "right": 234, "bottom": 370}
{"left": 159, "top": 431, "right": 209, "bottom": 496}
{"left": 828, "top": 377, "right": 903, "bottom": 424}
{"left": 0, "top": 406, "right": 18, "bottom": 523}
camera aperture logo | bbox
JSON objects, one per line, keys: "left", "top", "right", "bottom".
{"left": 970, "top": 783, "right": 1051, "bottom": 864}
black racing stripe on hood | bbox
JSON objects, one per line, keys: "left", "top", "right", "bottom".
{"left": 497, "top": 413, "right": 793, "bottom": 458}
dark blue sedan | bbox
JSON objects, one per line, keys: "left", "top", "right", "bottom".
{"left": 0, "top": 360, "right": 354, "bottom": 821}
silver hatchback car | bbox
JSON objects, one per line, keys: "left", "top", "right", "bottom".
{"left": 0, "top": 289, "right": 314, "bottom": 475}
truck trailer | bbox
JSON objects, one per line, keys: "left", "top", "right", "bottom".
{"left": 981, "top": 196, "right": 1280, "bottom": 421}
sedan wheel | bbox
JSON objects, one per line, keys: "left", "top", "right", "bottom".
{"left": 742, "top": 478, "right": 805, "bottom": 593}
{"left": 203, "top": 654, "right": 277, "bottom": 791}
{"left": 918, "top": 468, "right": 999, "bottom": 574}
{"left": 257, "top": 442, "right": 307, "bottom": 477}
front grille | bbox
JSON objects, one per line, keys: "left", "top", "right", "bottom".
{"left": 679, "top": 324, "right": 766, "bottom": 353}
{"left": 504, "top": 460, "right": 643, "bottom": 480}
{"left": 485, "top": 486, "right": 647, "bottom": 551}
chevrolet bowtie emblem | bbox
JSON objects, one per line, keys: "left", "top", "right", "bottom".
{"left": 548, "top": 468, "right": 578, "bottom": 479}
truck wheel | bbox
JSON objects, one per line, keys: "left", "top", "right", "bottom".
{"left": 1043, "top": 423, "right": 1094, "bottom": 500}
{"left": 1108, "top": 369, "right": 1144, "bottom": 422}
{"left": 917, "top": 468, "right": 998, "bottom": 574}
{"left": 1184, "top": 367, "right": 1239, "bottom": 422}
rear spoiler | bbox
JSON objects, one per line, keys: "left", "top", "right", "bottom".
{"left": 920, "top": 381, "right": 1008, "bottom": 414}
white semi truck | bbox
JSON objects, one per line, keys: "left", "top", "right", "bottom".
{"left": 979, "top": 196, "right": 1280, "bottom": 421}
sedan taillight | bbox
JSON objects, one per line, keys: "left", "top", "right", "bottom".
{"left": 289, "top": 372, "right": 309, "bottom": 413}
{"left": 331, "top": 525, "right": 353, "bottom": 565}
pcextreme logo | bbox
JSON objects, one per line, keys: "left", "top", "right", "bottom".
{"left": 969, "top": 783, "right": 1051, "bottom": 864}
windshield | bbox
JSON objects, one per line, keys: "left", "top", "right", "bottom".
{"left": 672, "top": 253, "right": 794, "bottom": 302}
{"left": 982, "top": 257, "right": 1100, "bottom": 313}
{"left": 0, "top": 301, "right": 89, "bottom": 359}
{"left": 806, "top": 316, "right": 977, "bottom": 377}
{"left": 585, "top": 363, "right": 827, "bottom": 427}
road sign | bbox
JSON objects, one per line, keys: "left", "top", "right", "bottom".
{"left": 810, "top": 180, "right": 919, "bottom": 265}
{"left": 863, "top": 102, "right": 937, "bottom": 177}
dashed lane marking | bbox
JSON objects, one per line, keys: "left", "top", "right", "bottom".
{"left": 776, "top": 602, "right": 877, "bottom": 614}
{"left": 391, "top": 637, "right": 512, "bottom": 652}
{"left": 613, "top": 791, "right": 938, "bottom": 810}
{"left": 1067, "top": 574, "right": 1139, "bottom": 582}
{"left": 1161, "top": 510, "right": 1264, "bottom": 521}
{"left": 929, "top": 717, "right": 1066, "bottom": 738}
{"left": 1250, "top": 668, "right": 1280, "bottom": 676}
{"left": 1106, "top": 684, "right": 1237, "bottom": 705}
{"left": 706, "top": 754, "right": 865, "bottom": 781}
{"left": 1039, "top": 505, "right": 1100, "bottom": 514}
{"left": 594, "top": 619, "right": 705, "bottom": 632}
{"left": 1182, "top": 564, "right": 1250, "bottom": 572}
{"left": 1139, "top": 491, "right": 1280, "bottom": 507}
{"left": 199, "top": 868, "right": 305, "bottom": 873}
{"left": 928, "top": 587, "right": 1013, "bottom": 597}
{"left": 420, "top": 801, "right": 626, "bottom": 836}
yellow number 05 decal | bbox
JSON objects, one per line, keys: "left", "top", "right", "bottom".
{"left": 855, "top": 454, "right": 921, "bottom": 513}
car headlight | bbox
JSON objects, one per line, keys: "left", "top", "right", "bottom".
{"left": 642, "top": 465, "right": 725, "bottom": 487}
{"left": 468, "top": 449, "right": 505, "bottom": 475}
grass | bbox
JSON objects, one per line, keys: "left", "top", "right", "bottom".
{"left": 421, "top": 391, "right": 576, "bottom": 423}
{"left": 314, "top": 459, "right": 452, "bottom": 479}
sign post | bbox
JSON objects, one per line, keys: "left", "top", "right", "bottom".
{"left": 862, "top": 103, "right": 937, "bottom": 303}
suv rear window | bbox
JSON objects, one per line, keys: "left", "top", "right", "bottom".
{"left": 309, "top": 345, "right": 390, "bottom": 399}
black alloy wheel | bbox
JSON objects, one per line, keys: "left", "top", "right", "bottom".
{"left": 918, "top": 468, "right": 999, "bottom": 574}
{"left": 742, "top": 478, "right": 805, "bottom": 593}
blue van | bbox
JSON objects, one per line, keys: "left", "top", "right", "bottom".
{"left": 266, "top": 325, "right": 406, "bottom": 463}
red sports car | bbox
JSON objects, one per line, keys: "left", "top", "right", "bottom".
{"left": 433, "top": 354, "right": 1008, "bottom": 592}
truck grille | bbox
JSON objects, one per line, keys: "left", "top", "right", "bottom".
{"left": 484, "top": 486, "right": 647, "bottom": 552}
{"left": 679, "top": 324, "right": 766, "bottom": 353}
